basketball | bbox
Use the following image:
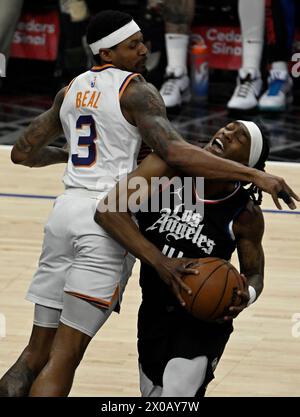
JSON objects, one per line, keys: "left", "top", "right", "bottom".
{"left": 181, "top": 257, "right": 245, "bottom": 321}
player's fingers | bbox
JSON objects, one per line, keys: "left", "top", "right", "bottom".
{"left": 174, "top": 275, "right": 193, "bottom": 295}
{"left": 181, "top": 267, "right": 199, "bottom": 275}
{"left": 229, "top": 306, "right": 244, "bottom": 315}
{"left": 182, "top": 259, "right": 202, "bottom": 269}
{"left": 271, "top": 192, "right": 282, "bottom": 210}
{"left": 289, "top": 190, "right": 300, "bottom": 201}
{"left": 176, "top": 262, "right": 198, "bottom": 275}
{"left": 277, "top": 190, "right": 296, "bottom": 210}
{"left": 237, "top": 289, "right": 249, "bottom": 302}
{"left": 239, "top": 274, "right": 248, "bottom": 289}
{"left": 223, "top": 315, "right": 234, "bottom": 321}
{"left": 172, "top": 283, "right": 186, "bottom": 306}
{"left": 281, "top": 183, "right": 300, "bottom": 201}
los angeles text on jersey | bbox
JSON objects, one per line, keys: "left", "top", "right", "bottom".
{"left": 99, "top": 400, "right": 200, "bottom": 413}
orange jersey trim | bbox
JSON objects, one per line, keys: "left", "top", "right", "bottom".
{"left": 64, "top": 77, "right": 77, "bottom": 97}
{"left": 90, "top": 64, "right": 116, "bottom": 72}
{"left": 65, "top": 286, "right": 119, "bottom": 310}
{"left": 119, "top": 73, "right": 139, "bottom": 99}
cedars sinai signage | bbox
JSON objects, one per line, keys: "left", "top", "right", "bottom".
{"left": 10, "top": 10, "right": 60, "bottom": 61}
{"left": 192, "top": 26, "right": 242, "bottom": 70}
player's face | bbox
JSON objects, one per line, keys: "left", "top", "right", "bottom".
{"left": 109, "top": 32, "right": 148, "bottom": 73}
{"left": 205, "top": 122, "right": 251, "bottom": 165}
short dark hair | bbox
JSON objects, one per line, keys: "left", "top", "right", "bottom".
{"left": 87, "top": 10, "right": 133, "bottom": 63}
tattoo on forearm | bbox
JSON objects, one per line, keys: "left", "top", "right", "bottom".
{"left": 15, "top": 87, "right": 65, "bottom": 157}
{"left": 140, "top": 118, "right": 181, "bottom": 160}
{"left": 25, "top": 147, "right": 69, "bottom": 167}
{"left": 30, "top": 110, "right": 63, "bottom": 144}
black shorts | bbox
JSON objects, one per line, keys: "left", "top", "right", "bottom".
{"left": 137, "top": 300, "right": 233, "bottom": 397}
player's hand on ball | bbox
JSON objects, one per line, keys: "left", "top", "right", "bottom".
{"left": 221, "top": 274, "right": 250, "bottom": 321}
{"left": 154, "top": 257, "right": 200, "bottom": 307}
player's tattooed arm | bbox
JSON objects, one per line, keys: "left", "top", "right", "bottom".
{"left": 121, "top": 77, "right": 187, "bottom": 161}
{"left": 121, "top": 78, "right": 299, "bottom": 210}
{"left": 122, "top": 78, "right": 259, "bottom": 178}
{"left": 11, "top": 88, "right": 68, "bottom": 167}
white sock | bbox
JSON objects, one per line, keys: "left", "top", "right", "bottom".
{"left": 165, "top": 33, "right": 189, "bottom": 77}
{"left": 239, "top": 67, "right": 261, "bottom": 80}
{"left": 271, "top": 61, "right": 288, "bottom": 72}
{"left": 239, "top": 0, "right": 264, "bottom": 71}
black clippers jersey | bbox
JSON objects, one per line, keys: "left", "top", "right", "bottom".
{"left": 136, "top": 179, "right": 250, "bottom": 303}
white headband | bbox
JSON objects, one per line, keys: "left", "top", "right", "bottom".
{"left": 238, "top": 120, "right": 263, "bottom": 167}
{"left": 89, "top": 20, "right": 141, "bottom": 54}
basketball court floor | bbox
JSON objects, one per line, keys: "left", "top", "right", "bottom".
{"left": 0, "top": 95, "right": 299, "bottom": 397}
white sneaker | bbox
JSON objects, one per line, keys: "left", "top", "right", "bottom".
{"left": 227, "top": 68, "right": 263, "bottom": 111}
{"left": 160, "top": 73, "right": 191, "bottom": 108}
{"left": 258, "top": 69, "right": 293, "bottom": 111}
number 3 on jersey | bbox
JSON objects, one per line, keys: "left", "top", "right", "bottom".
{"left": 72, "top": 115, "right": 97, "bottom": 167}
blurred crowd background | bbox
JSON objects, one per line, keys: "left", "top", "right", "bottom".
{"left": 0, "top": 0, "right": 300, "bottom": 114}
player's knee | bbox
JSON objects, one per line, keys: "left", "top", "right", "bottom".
{"left": 162, "top": 356, "right": 208, "bottom": 397}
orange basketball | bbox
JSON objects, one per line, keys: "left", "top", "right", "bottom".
{"left": 181, "top": 257, "right": 245, "bottom": 321}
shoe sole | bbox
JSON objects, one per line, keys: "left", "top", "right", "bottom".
{"left": 258, "top": 105, "right": 286, "bottom": 112}
{"left": 259, "top": 96, "right": 293, "bottom": 112}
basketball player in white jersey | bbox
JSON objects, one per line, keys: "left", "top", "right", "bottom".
{"left": 0, "top": 10, "right": 298, "bottom": 397}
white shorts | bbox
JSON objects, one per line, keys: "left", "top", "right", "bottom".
{"left": 26, "top": 189, "right": 135, "bottom": 310}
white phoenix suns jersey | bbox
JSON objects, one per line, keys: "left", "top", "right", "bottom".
{"left": 60, "top": 64, "right": 142, "bottom": 193}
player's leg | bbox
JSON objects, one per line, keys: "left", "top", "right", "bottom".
{"left": 139, "top": 354, "right": 208, "bottom": 397}
{"left": 28, "top": 293, "right": 116, "bottom": 397}
{"left": 0, "top": 194, "right": 73, "bottom": 397}
{"left": 139, "top": 363, "right": 163, "bottom": 397}
{"left": 138, "top": 298, "right": 233, "bottom": 397}
{"left": 259, "top": 0, "right": 295, "bottom": 111}
{"left": 160, "top": 356, "right": 208, "bottom": 397}
{"left": 29, "top": 225, "right": 135, "bottom": 397}
{"left": 28, "top": 193, "right": 135, "bottom": 396}
{"left": 159, "top": 0, "right": 195, "bottom": 108}
{"left": 227, "top": 0, "right": 264, "bottom": 111}
{"left": 0, "top": 305, "right": 60, "bottom": 397}
{"left": 0, "top": 0, "right": 23, "bottom": 62}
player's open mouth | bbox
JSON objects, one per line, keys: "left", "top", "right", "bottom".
{"left": 211, "top": 138, "right": 224, "bottom": 154}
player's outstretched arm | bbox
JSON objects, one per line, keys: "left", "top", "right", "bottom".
{"left": 11, "top": 88, "right": 69, "bottom": 167}
{"left": 121, "top": 78, "right": 299, "bottom": 210}
{"left": 95, "top": 152, "right": 200, "bottom": 305}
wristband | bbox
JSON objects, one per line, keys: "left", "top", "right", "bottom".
{"left": 247, "top": 285, "right": 257, "bottom": 307}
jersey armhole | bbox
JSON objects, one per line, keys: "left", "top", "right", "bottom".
{"left": 119, "top": 73, "right": 140, "bottom": 99}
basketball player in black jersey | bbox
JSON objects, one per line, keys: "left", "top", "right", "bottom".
{"left": 95, "top": 120, "right": 267, "bottom": 397}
